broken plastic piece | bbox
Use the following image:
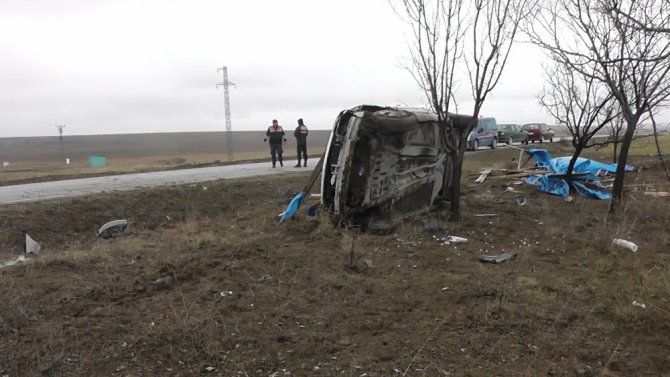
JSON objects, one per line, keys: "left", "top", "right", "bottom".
{"left": 612, "top": 238, "right": 638, "bottom": 252}
{"left": 445, "top": 236, "right": 468, "bottom": 244}
{"left": 98, "top": 219, "right": 128, "bottom": 239}
{"left": 479, "top": 253, "right": 517, "bottom": 264}
{"left": 632, "top": 300, "right": 647, "bottom": 309}
{"left": 24, "top": 232, "right": 41, "bottom": 254}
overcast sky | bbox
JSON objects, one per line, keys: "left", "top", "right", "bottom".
{"left": 0, "top": 0, "right": 632, "bottom": 137}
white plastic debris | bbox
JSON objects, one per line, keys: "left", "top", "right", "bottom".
{"left": 632, "top": 300, "right": 647, "bottom": 309}
{"left": 0, "top": 255, "right": 26, "bottom": 269}
{"left": 442, "top": 236, "right": 468, "bottom": 245}
{"left": 25, "top": 233, "right": 41, "bottom": 254}
{"left": 219, "top": 290, "right": 233, "bottom": 297}
{"left": 612, "top": 239, "right": 638, "bottom": 252}
{"left": 98, "top": 219, "right": 128, "bottom": 239}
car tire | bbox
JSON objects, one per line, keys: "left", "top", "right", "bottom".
{"left": 550, "top": 137, "right": 553, "bottom": 143}
{"left": 491, "top": 138, "right": 497, "bottom": 149}
{"left": 474, "top": 139, "right": 479, "bottom": 150}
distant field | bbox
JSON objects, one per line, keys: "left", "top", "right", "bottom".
{"left": 0, "top": 131, "right": 331, "bottom": 184}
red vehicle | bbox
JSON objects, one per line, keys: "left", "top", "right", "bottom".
{"left": 521, "top": 123, "right": 554, "bottom": 143}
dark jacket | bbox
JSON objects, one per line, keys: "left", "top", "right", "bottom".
{"left": 266, "top": 125, "right": 285, "bottom": 144}
{"left": 294, "top": 124, "right": 309, "bottom": 143}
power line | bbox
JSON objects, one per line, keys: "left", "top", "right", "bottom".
{"left": 217, "top": 66, "right": 236, "bottom": 161}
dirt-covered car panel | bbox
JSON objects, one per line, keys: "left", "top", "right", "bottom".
{"left": 321, "top": 105, "right": 449, "bottom": 226}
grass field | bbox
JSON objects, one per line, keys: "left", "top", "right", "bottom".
{"left": 0, "top": 141, "right": 669, "bottom": 376}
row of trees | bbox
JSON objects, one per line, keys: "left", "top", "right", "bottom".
{"left": 395, "top": 0, "right": 670, "bottom": 218}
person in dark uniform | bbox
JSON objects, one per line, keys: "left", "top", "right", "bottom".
{"left": 293, "top": 118, "right": 309, "bottom": 167}
{"left": 264, "top": 119, "right": 286, "bottom": 168}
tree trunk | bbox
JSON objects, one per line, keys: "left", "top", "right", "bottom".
{"left": 612, "top": 140, "right": 618, "bottom": 164}
{"left": 609, "top": 117, "right": 638, "bottom": 213}
{"left": 565, "top": 144, "right": 584, "bottom": 183}
{"left": 448, "top": 143, "right": 467, "bottom": 221}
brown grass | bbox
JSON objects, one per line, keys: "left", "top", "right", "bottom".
{"left": 0, "top": 146, "right": 669, "bottom": 376}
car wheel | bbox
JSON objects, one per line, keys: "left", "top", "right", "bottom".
{"left": 474, "top": 139, "right": 479, "bottom": 150}
{"left": 550, "top": 137, "right": 553, "bottom": 143}
{"left": 491, "top": 138, "right": 497, "bottom": 149}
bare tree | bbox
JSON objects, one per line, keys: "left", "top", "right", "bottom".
{"left": 449, "top": 0, "right": 535, "bottom": 219}
{"left": 394, "top": 0, "right": 469, "bottom": 217}
{"left": 539, "top": 62, "right": 617, "bottom": 182}
{"left": 527, "top": 0, "right": 670, "bottom": 212}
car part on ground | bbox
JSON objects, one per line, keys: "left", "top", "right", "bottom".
{"left": 98, "top": 219, "right": 128, "bottom": 239}
{"left": 321, "top": 105, "right": 469, "bottom": 229}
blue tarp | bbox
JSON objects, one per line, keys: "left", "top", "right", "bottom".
{"left": 523, "top": 149, "right": 635, "bottom": 200}
{"left": 279, "top": 192, "right": 305, "bottom": 224}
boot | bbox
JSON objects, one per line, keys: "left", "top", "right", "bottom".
{"left": 303, "top": 158, "right": 307, "bottom": 167}
{"left": 294, "top": 159, "right": 301, "bottom": 168}
{"left": 271, "top": 154, "right": 276, "bottom": 168}
{"left": 279, "top": 154, "right": 283, "bottom": 167}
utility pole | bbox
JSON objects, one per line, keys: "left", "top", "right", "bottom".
{"left": 216, "top": 66, "right": 235, "bottom": 161}
{"left": 55, "top": 125, "right": 66, "bottom": 163}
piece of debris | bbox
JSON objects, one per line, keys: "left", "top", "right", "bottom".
{"left": 612, "top": 238, "right": 638, "bottom": 253}
{"left": 219, "top": 290, "right": 233, "bottom": 297}
{"left": 564, "top": 195, "right": 574, "bottom": 203}
{"left": 98, "top": 219, "right": 128, "bottom": 239}
{"left": 644, "top": 191, "right": 670, "bottom": 197}
{"left": 145, "top": 275, "right": 174, "bottom": 292}
{"left": 474, "top": 168, "right": 492, "bottom": 183}
{"left": 479, "top": 253, "right": 518, "bottom": 264}
{"left": 473, "top": 213, "right": 500, "bottom": 217}
{"left": 363, "top": 259, "right": 375, "bottom": 268}
{"left": 0, "top": 255, "right": 26, "bottom": 269}
{"left": 632, "top": 300, "right": 647, "bottom": 309}
{"left": 24, "top": 231, "right": 41, "bottom": 254}
{"left": 441, "top": 286, "right": 449, "bottom": 291}
{"left": 505, "top": 186, "right": 519, "bottom": 193}
{"left": 439, "top": 236, "right": 468, "bottom": 245}
{"left": 515, "top": 196, "right": 527, "bottom": 206}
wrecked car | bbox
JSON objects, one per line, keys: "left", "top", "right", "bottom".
{"left": 320, "top": 105, "right": 469, "bottom": 229}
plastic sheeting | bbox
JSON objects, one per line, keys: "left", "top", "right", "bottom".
{"left": 523, "top": 149, "right": 635, "bottom": 200}
{"left": 279, "top": 192, "right": 305, "bottom": 224}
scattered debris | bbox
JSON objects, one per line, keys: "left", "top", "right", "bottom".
{"left": 98, "top": 219, "right": 128, "bottom": 239}
{"left": 474, "top": 168, "right": 492, "bottom": 183}
{"left": 441, "top": 286, "right": 449, "bottom": 291}
{"left": 363, "top": 259, "right": 375, "bottom": 268}
{"left": 612, "top": 239, "right": 638, "bottom": 253}
{"left": 504, "top": 186, "right": 519, "bottom": 193}
{"left": 479, "top": 253, "right": 518, "bottom": 264}
{"left": 564, "top": 195, "right": 574, "bottom": 203}
{"left": 632, "top": 300, "right": 647, "bottom": 309}
{"left": 219, "top": 290, "right": 234, "bottom": 297}
{"left": 24, "top": 231, "right": 41, "bottom": 254}
{"left": 515, "top": 196, "right": 527, "bottom": 206}
{"left": 473, "top": 213, "right": 500, "bottom": 217}
{"left": 2, "top": 161, "right": 9, "bottom": 168}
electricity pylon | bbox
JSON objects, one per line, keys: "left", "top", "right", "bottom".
{"left": 216, "top": 66, "right": 235, "bottom": 161}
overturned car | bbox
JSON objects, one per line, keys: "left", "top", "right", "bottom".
{"left": 320, "top": 105, "right": 469, "bottom": 228}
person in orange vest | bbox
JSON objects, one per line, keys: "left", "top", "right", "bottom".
{"left": 293, "top": 118, "right": 309, "bottom": 167}
{"left": 264, "top": 119, "right": 286, "bottom": 168}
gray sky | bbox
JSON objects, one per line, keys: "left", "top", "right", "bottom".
{"left": 0, "top": 0, "right": 615, "bottom": 137}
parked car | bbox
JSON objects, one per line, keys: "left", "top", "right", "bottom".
{"left": 497, "top": 124, "right": 528, "bottom": 144}
{"left": 466, "top": 117, "right": 498, "bottom": 150}
{"left": 521, "top": 123, "right": 554, "bottom": 143}
{"left": 321, "top": 105, "right": 470, "bottom": 228}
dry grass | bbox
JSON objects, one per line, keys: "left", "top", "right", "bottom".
{"left": 1, "top": 149, "right": 669, "bottom": 376}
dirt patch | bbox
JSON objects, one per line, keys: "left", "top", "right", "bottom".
{"left": 0, "top": 155, "right": 669, "bottom": 376}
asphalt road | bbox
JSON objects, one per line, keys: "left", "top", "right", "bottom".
{"left": 0, "top": 161, "right": 306, "bottom": 205}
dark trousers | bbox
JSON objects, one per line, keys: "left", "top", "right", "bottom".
{"left": 270, "top": 143, "right": 283, "bottom": 166}
{"left": 296, "top": 141, "right": 307, "bottom": 165}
